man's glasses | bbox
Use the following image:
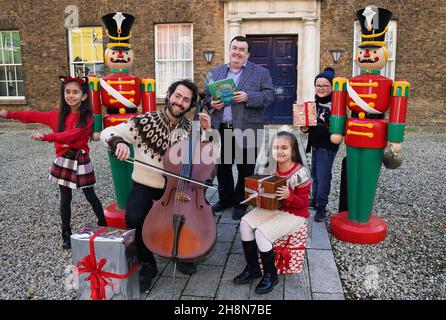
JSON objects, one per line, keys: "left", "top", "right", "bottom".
{"left": 316, "top": 85, "right": 331, "bottom": 89}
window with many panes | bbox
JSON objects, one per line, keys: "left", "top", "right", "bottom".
{"left": 68, "top": 26, "right": 104, "bottom": 77}
{"left": 353, "top": 20, "right": 397, "bottom": 79}
{"left": 155, "top": 24, "right": 193, "bottom": 99}
{"left": 0, "top": 31, "right": 24, "bottom": 99}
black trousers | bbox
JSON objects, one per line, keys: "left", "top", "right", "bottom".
{"left": 217, "top": 125, "right": 257, "bottom": 208}
{"left": 59, "top": 185, "right": 106, "bottom": 231}
{"left": 125, "top": 182, "right": 164, "bottom": 264}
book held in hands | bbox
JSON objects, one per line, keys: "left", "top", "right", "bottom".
{"left": 207, "top": 78, "right": 237, "bottom": 105}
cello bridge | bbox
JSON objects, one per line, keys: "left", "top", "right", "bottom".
{"left": 175, "top": 192, "right": 191, "bottom": 201}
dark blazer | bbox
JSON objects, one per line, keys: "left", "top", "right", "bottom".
{"left": 205, "top": 61, "right": 274, "bottom": 132}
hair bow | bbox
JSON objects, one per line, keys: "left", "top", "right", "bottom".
{"left": 59, "top": 76, "right": 87, "bottom": 85}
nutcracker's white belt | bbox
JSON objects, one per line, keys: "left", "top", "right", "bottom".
{"left": 100, "top": 78, "right": 137, "bottom": 108}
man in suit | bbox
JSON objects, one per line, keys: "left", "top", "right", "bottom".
{"left": 206, "top": 36, "right": 274, "bottom": 220}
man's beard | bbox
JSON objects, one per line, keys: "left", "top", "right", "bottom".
{"left": 166, "top": 101, "right": 191, "bottom": 119}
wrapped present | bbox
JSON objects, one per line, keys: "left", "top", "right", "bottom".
{"left": 71, "top": 226, "right": 139, "bottom": 300}
{"left": 293, "top": 102, "right": 317, "bottom": 127}
{"left": 242, "top": 175, "right": 287, "bottom": 210}
{"left": 274, "top": 222, "right": 307, "bottom": 274}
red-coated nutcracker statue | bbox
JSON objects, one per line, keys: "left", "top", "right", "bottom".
{"left": 329, "top": 5, "right": 409, "bottom": 244}
{"left": 89, "top": 12, "right": 156, "bottom": 228}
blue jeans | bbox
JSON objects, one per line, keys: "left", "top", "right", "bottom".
{"left": 311, "top": 147, "right": 337, "bottom": 209}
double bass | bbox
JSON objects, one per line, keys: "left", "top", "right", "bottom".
{"left": 142, "top": 103, "right": 217, "bottom": 263}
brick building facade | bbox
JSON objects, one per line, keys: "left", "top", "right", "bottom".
{"left": 319, "top": 0, "right": 446, "bottom": 126}
{"left": 0, "top": 0, "right": 444, "bottom": 126}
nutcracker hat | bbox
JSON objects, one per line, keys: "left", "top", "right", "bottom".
{"left": 102, "top": 12, "right": 135, "bottom": 49}
{"left": 357, "top": 6, "right": 392, "bottom": 48}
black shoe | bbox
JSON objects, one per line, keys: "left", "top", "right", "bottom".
{"left": 256, "top": 249, "right": 278, "bottom": 294}
{"left": 177, "top": 262, "right": 197, "bottom": 275}
{"left": 62, "top": 227, "right": 72, "bottom": 250}
{"left": 314, "top": 206, "right": 327, "bottom": 222}
{"left": 212, "top": 201, "right": 232, "bottom": 212}
{"left": 97, "top": 218, "right": 107, "bottom": 227}
{"left": 62, "top": 238, "right": 71, "bottom": 250}
{"left": 255, "top": 273, "right": 279, "bottom": 294}
{"left": 232, "top": 207, "right": 246, "bottom": 220}
{"left": 139, "top": 262, "right": 158, "bottom": 292}
{"left": 233, "top": 265, "right": 262, "bottom": 284}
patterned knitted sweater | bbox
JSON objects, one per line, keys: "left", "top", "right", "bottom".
{"left": 101, "top": 108, "right": 212, "bottom": 189}
{"left": 275, "top": 163, "right": 312, "bottom": 218}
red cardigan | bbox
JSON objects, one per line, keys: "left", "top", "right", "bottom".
{"left": 275, "top": 163, "right": 311, "bottom": 219}
{"left": 8, "top": 110, "right": 93, "bottom": 157}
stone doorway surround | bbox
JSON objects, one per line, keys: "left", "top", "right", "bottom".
{"left": 222, "top": 0, "right": 321, "bottom": 102}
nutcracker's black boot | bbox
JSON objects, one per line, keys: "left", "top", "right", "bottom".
{"left": 255, "top": 249, "right": 278, "bottom": 294}
{"left": 61, "top": 226, "right": 72, "bottom": 250}
{"left": 233, "top": 240, "right": 262, "bottom": 284}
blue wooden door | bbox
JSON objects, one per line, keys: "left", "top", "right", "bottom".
{"left": 248, "top": 36, "right": 297, "bottom": 124}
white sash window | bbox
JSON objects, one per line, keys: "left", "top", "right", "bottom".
{"left": 155, "top": 24, "right": 193, "bottom": 99}
{"left": 0, "top": 31, "right": 24, "bottom": 99}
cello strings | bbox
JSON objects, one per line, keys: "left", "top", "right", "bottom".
{"left": 117, "top": 157, "right": 217, "bottom": 189}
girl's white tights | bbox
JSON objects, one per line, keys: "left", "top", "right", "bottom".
{"left": 239, "top": 219, "right": 273, "bottom": 252}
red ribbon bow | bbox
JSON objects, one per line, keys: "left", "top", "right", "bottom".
{"left": 60, "top": 76, "right": 86, "bottom": 85}
{"left": 274, "top": 234, "right": 305, "bottom": 273}
{"left": 76, "top": 227, "right": 138, "bottom": 300}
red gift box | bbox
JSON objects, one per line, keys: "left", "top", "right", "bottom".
{"left": 293, "top": 102, "right": 317, "bottom": 127}
{"left": 71, "top": 226, "right": 139, "bottom": 300}
{"left": 243, "top": 175, "right": 287, "bottom": 210}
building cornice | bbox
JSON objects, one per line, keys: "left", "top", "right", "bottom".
{"left": 222, "top": 0, "right": 320, "bottom": 20}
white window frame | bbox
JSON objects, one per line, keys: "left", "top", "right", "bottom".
{"left": 154, "top": 23, "right": 194, "bottom": 100}
{"left": 353, "top": 20, "right": 397, "bottom": 79}
{"left": 68, "top": 26, "right": 104, "bottom": 77}
{"left": 0, "top": 30, "right": 24, "bottom": 100}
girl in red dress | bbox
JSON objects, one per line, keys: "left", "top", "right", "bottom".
{"left": 0, "top": 76, "right": 106, "bottom": 249}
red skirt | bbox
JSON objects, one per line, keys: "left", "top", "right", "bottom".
{"left": 49, "top": 149, "right": 96, "bottom": 189}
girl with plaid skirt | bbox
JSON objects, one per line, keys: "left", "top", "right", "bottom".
{"left": 0, "top": 76, "right": 106, "bottom": 249}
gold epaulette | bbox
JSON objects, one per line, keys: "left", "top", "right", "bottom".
{"left": 333, "top": 77, "right": 347, "bottom": 92}
{"left": 142, "top": 78, "right": 156, "bottom": 92}
{"left": 88, "top": 76, "right": 100, "bottom": 91}
{"left": 392, "top": 81, "right": 410, "bottom": 97}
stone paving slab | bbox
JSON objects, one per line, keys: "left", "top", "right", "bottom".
{"left": 307, "top": 218, "right": 332, "bottom": 250}
{"left": 307, "top": 249, "right": 344, "bottom": 295}
{"left": 283, "top": 258, "right": 312, "bottom": 300}
{"left": 147, "top": 275, "right": 189, "bottom": 300}
{"left": 312, "top": 293, "right": 345, "bottom": 300}
{"left": 218, "top": 207, "right": 239, "bottom": 224}
{"left": 216, "top": 278, "right": 251, "bottom": 300}
{"left": 216, "top": 254, "right": 251, "bottom": 300}
{"left": 202, "top": 241, "right": 232, "bottom": 266}
{"left": 216, "top": 223, "right": 238, "bottom": 242}
{"left": 183, "top": 264, "right": 224, "bottom": 298}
